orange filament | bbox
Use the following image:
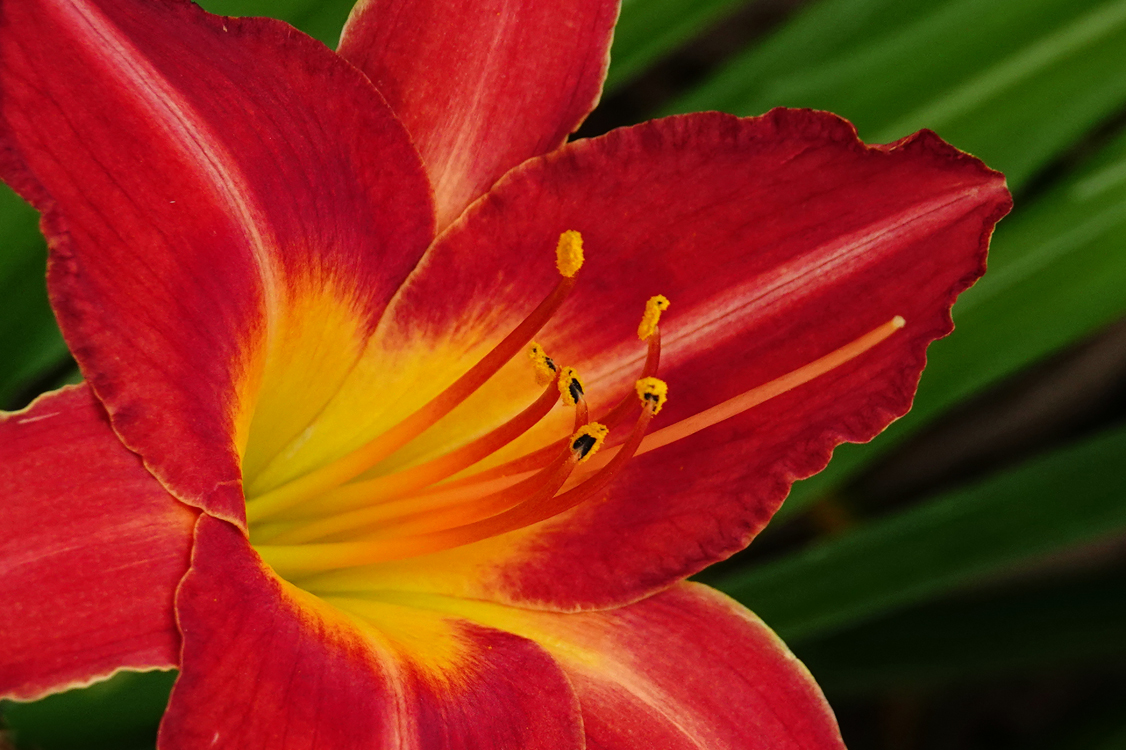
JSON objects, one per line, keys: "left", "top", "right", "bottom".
{"left": 579, "top": 316, "right": 907, "bottom": 476}
{"left": 336, "top": 422, "right": 607, "bottom": 544}
{"left": 258, "top": 401, "right": 603, "bottom": 546}
{"left": 247, "top": 244, "right": 583, "bottom": 522}
{"left": 254, "top": 312, "right": 907, "bottom": 581}
{"left": 260, "top": 472, "right": 532, "bottom": 545}
{"left": 258, "top": 397, "right": 654, "bottom": 580}
{"left": 266, "top": 445, "right": 576, "bottom": 546}
{"left": 266, "top": 375, "right": 563, "bottom": 523}
{"left": 594, "top": 328, "right": 662, "bottom": 430}
{"left": 427, "top": 328, "right": 663, "bottom": 492}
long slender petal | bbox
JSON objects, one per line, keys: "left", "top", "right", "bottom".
{"left": 338, "top": 0, "right": 618, "bottom": 230}
{"left": 0, "top": 0, "right": 434, "bottom": 525}
{"left": 301, "top": 109, "right": 1011, "bottom": 609}
{"left": 0, "top": 385, "right": 195, "bottom": 701}
{"left": 162, "top": 515, "right": 582, "bottom": 749}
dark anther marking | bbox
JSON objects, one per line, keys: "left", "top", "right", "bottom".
{"left": 568, "top": 379, "right": 584, "bottom": 403}
{"left": 544, "top": 357, "right": 557, "bottom": 372}
{"left": 571, "top": 433, "right": 598, "bottom": 460}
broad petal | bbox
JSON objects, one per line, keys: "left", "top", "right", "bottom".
{"left": 162, "top": 515, "right": 582, "bottom": 750}
{"left": 542, "top": 584, "right": 844, "bottom": 749}
{"left": 303, "top": 109, "right": 1011, "bottom": 609}
{"left": 332, "top": 583, "right": 843, "bottom": 750}
{"left": 0, "top": 385, "right": 195, "bottom": 701}
{"left": 0, "top": 0, "right": 434, "bottom": 525}
{"left": 338, "top": 0, "right": 618, "bottom": 230}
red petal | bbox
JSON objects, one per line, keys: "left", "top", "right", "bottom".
{"left": 0, "top": 0, "right": 434, "bottom": 525}
{"left": 0, "top": 385, "right": 195, "bottom": 701}
{"left": 162, "top": 515, "right": 582, "bottom": 749}
{"left": 544, "top": 584, "right": 844, "bottom": 750}
{"left": 420, "top": 583, "right": 844, "bottom": 750}
{"left": 306, "top": 109, "right": 1011, "bottom": 609}
{"left": 338, "top": 0, "right": 618, "bottom": 229}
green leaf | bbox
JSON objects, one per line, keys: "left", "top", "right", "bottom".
{"left": 0, "top": 185, "right": 69, "bottom": 410}
{"left": 666, "top": 0, "right": 1126, "bottom": 192}
{"left": 604, "top": 0, "right": 749, "bottom": 92}
{"left": 1034, "top": 688, "right": 1126, "bottom": 750}
{"left": 194, "top": 0, "right": 355, "bottom": 47}
{"left": 1, "top": 670, "right": 174, "bottom": 750}
{"left": 779, "top": 106, "right": 1126, "bottom": 519}
{"left": 717, "top": 422, "right": 1126, "bottom": 641}
{"left": 1073, "top": 720, "right": 1126, "bottom": 750}
{"left": 795, "top": 566, "right": 1126, "bottom": 695}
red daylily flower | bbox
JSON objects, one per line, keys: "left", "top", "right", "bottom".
{"left": 0, "top": 0, "right": 1012, "bottom": 747}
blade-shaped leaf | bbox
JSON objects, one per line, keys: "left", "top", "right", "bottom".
{"left": 795, "top": 566, "right": 1126, "bottom": 695}
{"left": 195, "top": 0, "right": 355, "bottom": 46}
{"left": 0, "top": 186, "right": 69, "bottom": 410}
{"left": 604, "top": 0, "right": 749, "bottom": 92}
{"left": 717, "top": 422, "right": 1126, "bottom": 640}
{"left": 1, "top": 670, "right": 174, "bottom": 750}
{"left": 666, "top": 0, "right": 1126, "bottom": 192}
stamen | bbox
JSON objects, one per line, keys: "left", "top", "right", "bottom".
{"left": 266, "top": 445, "right": 578, "bottom": 545}
{"left": 558, "top": 367, "right": 584, "bottom": 407}
{"left": 590, "top": 321, "right": 663, "bottom": 430}
{"left": 425, "top": 307, "right": 664, "bottom": 490}
{"left": 257, "top": 392, "right": 598, "bottom": 546}
{"left": 527, "top": 342, "right": 558, "bottom": 386}
{"left": 570, "top": 422, "right": 608, "bottom": 464}
{"left": 246, "top": 232, "right": 585, "bottom": 523}
{"left": 340, "top": 422, "right": 607, "bottom": 543}
{"left": 258, "top": 398, "right": 650, "bottom": 579}
{"left": 635, "top": 377, "right": 668, "bottom": 415}
{"left": 268, "top": 375, "right": 564, "bottom": 523}
{"left": 581, "top": 316, "right": 907, "bottom": 474}
{"left": 637, "top": 294, "right": 670, "bottom": 340}
{"left": 262, "top": 472, "right": 529, "bottom": 544}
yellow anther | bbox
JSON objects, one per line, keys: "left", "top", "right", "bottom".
{"left": 558, "top": 366, "right": 585, "bottom": 407}
{"left": 637, "top": 294, "right": 670, "bottom": 340}
{"left": 555, "top": 230, "right": 584, "bottom": 278}
{"left": 570, "top": 422, "right": 608, "bottom": 463}
{"left": 527, "top": 342, "right": 558, "bottom": 386}
{"left": 635, "top": 377, "right": 668, "bottom": 415}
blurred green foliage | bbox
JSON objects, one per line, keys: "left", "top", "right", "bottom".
{"left": 800, "top": 564, "right": 1126, "bottom": 694}
{"left": 2, "top": 672, "right": 175, "bottom": 750}
{"left": 720, "top": 422, "right": 1126, "bottom": 640}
